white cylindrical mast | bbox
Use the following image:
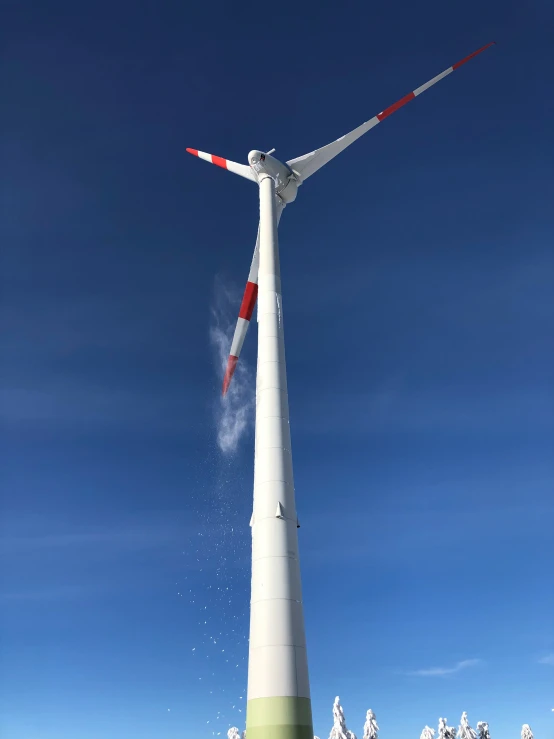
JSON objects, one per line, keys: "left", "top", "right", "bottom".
{"left": 245, "top": 174, "right": 313, "bottom": 739}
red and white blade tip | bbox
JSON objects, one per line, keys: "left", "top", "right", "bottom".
{"left": 376, "top": 42, "right": 496, "bottom": 122}
{"left": 186, "top": 148, "right": 229, "bottom": 170}
{"left": 222, "top": 355, "right": 238, "bottom": 396}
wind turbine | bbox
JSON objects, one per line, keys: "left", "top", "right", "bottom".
{"left": 187, "top": 41, "right": 495, "bottom": 739}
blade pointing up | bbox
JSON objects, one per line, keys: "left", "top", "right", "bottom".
{"left": 286, "top": 42, "right": 496, "bottom": 181}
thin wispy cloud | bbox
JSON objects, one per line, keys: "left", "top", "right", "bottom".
{"left": 210, "top": 275, "right": 254, "bottom": 454}
{"left": 0, "top": 513, "right": 200, "bottom": 603}
{"left": 405, "top": 658, "right": 482, "bottom": 677}
{"left": 538, "top": 654, "right": 554, "bottom": 665}
{"left": 293, "top": 385, "right": 554, "bottom": 437}
{"left": 0, "top": 584, "right": 112, "bottom": 602}
{"left": 1, "top": 520, "right": 185, "bottom": 555}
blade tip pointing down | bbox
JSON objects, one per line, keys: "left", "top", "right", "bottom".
{"left": 222, "top": 355, "right": 239, "bottom": 396}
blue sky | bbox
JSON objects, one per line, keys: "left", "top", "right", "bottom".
{"left": 1, "top": 1, "right": 553, "bottom": 738}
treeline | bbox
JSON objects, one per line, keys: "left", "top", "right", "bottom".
{"left": 227, "top": 697, "right": 535, "bottom": 739}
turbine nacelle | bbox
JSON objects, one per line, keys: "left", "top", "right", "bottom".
{"left": 248, "top": 150, "right": 299, "bottom": 203}
{"left": 248, "top": 149, "right": 288, "bottom": 178}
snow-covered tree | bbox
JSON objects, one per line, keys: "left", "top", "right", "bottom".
{"left": 521, "top": 725, "right": 533, "bottom": 739}
{"left": 438, "top": 718, "right": 456, "bottom": 739}
{"left": 457, "top": 713, "right": 477, "bottom": 739}
{"left": 363, "top": 709, "right": 379, "bottom": 739}
{"left": 241, "top": 731, "right": 246, "bottom": 739}
{"left": 477, "top": 722, "right": 490, "bottom": 739}
{"left": 329, "top": 696, "right": 356, "bottom": 739}
{"left": 228, "top": 729, "right": 241, "bottom": 739}
{"left": 421, "top": 727, "right": 435, "bottom": 739}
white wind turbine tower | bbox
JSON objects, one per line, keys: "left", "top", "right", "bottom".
{"left": 188, "top": 41, "right": 495, "bottom": 739}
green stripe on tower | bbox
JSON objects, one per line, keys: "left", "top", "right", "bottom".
{"left": 246, "top": 697, "right": 313, "bottom": 739}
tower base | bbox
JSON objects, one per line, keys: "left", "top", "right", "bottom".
{"left": 246, "top": 697, "right": 313, "bottom": 739}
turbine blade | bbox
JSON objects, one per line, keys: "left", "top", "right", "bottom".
{"left": 186, "top": 148, "right": 257, "bottom": 182}
{"left": 286, "top": 42, "right": 496, "bottom": 181}
{"left": 222, "top": 201, "right": 285, "bottom": 395}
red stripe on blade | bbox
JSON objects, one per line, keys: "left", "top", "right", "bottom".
{"left": 211, "top": 155, "right": 228, "bottom": 169}
{"left": 452, "top": 42, "right": 496, "bottom": 70}
{"left": 238, "top": 281, "right": 258, "bottom": 321}
{"left": 186, "top": 148, "right": 199, "bottom": 156}
{"left": 222, "top": 355, "right": 239, "bottom": 396}
{"left": 377, "top": 91, "right": 416, "bottom": 121}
